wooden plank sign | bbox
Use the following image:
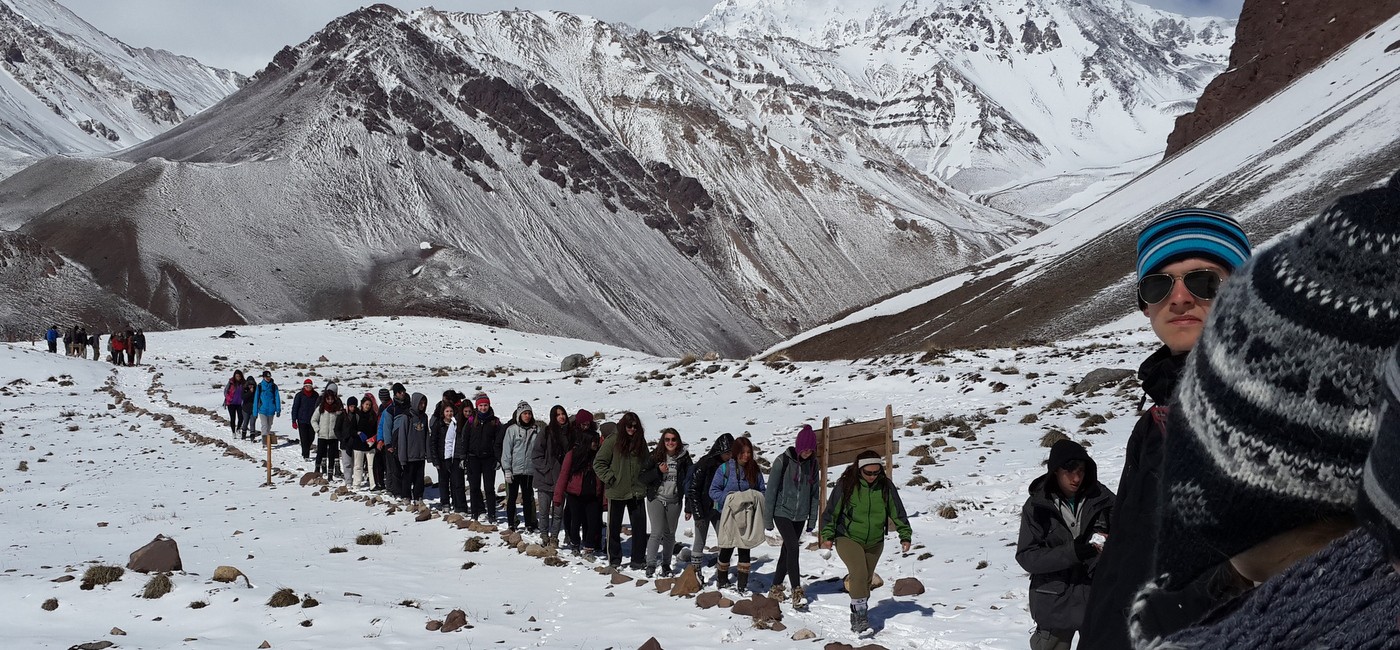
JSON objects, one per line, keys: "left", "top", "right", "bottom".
{"left": 818, "top": 405, "right": 903, "bottom": 515}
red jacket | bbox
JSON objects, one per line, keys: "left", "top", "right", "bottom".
{"left": 554, "top": 449, "right": 606, "bottom": 506}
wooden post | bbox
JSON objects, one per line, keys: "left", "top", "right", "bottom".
{"left": 265, "top": 432, "right": 273, "bottom": 486}
{"left": 819, "top": 416, "right": 831, "bottom": 516}
{"left": 884, "top": 404, "right": 895, "bottom": 480}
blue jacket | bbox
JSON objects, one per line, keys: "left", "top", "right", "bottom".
{"left": 251, "top": 379, "right": 281, "bottom": 417}
{"left": 290, "top": 388, "right": 319, "bottom": 424}
{"left": 378, "top": 398, "right": 412, "bottom": 448}
{"left": 709, "top": 459, "right": 765, "bottom": 517}
{"left": 45, "top": 327, "right": 58, "bottom": 343}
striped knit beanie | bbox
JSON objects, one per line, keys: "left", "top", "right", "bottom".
{"left": 1136, "top": 208, "right": 1250, "bottom": 279}
{"left": 1359, "top": 348, "right": 1400, "bottom": 562}
{"left": 1152, "top": 171, "right": 1400, "bottom": 590}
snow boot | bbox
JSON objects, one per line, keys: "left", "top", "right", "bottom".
{"left": 715, "top": 561, "right": 730, "bottom": 588}
{"left": 791, "top": 586, "right": 807, "bottom": 611}
{"left": 850, "top": 598, "right": 870, "bottom": 633}
{"left": 736, "top": 562, "right": 750, "bottom": 593}
{"left": 645, "top": 563, "right": 656, "bottom": 578}
{"left": 767, "top": 583, "right": 787, "bottom": 602}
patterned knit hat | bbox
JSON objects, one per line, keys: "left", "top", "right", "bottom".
{"left": 1359, "top": 348, "right": 1400, "bottom": 562}
{"left": 1153, "top": 172, "right": 1400, "bottom": 590}
{"left": 1136, "top": 208, "right": 1250, "bottom": 279}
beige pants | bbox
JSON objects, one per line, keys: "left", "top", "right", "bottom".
{"left": 353, "top": 450, "right": 376, "bottom": 488}
{"left": 835, "top": 537, "right": 884, "bottom": 600}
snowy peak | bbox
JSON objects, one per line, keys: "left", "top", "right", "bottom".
{"left": 0, "top": 0, "right": 244, "bottom": 157}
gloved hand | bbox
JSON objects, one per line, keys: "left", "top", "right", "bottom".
{"left": 1074, "top": 539, "right": 1099, "bottom": 561}
{"left": 292, "top": 421, "right": 298, "bottom": 430}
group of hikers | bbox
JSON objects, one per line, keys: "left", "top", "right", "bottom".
{"left": 221, "top": 374, "right": 914, "bottom": 633}
{"left": 1014, "top": 173, "right": 1400, "bottom": 650}
{"left": 43, "top": 324, "right": 145, "bottom": 365}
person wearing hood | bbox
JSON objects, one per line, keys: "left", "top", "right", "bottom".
{"left": 685, "top": 433, "right": 734, "bottom": 581}
{"left": 532, "top": 405, "right": 573, "bottom": 547}
{"left": 764, "top": 424, "right": 821, "bottom": 608}
{"left": 251, "top": 370, "right": 281, "bottom": 445}
{"left": 458, "top": 392, "right": 503, "bottom": 523}
{"left": 1017, "top": 439, "right": 1114, "bottom": 650}
{"left": 555, "top": 423, "right": 606, "bottom": 558}
{"left": 501, "top": 401, "right": 541, "bottom": 533}
{"left": 378, "top": 383, "right": 410, "bottom": 498}
{"left": 1081, "top": 208, "right": 1252, "bottom": 649}
{"left": 430, "top": 391, "right": 466, "bottom": 512}
{"left": 640, "top": 427, "right": 693, "bottom": 577}
{"left": 222, "top": 370, "right": 246, "bottom": 438}
{"left": 395, "top": 392, "right": 430, "bottom": 506}
{"left": 239, "top": 376, "right": 256, "bottom": 439}
{"left": 291, "top": 378, "right": 320, "bottom": 462}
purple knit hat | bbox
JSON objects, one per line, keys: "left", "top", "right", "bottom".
{"left": 795, "top": 425, "right": 817, "bottom": 455}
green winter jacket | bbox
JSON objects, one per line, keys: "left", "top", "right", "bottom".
{"left": 594, "top": 432, "right": 648, "bottom": 500}
{"left": 764, "top": 448, "right": 821, "bottom": 529}
{"left": 819, "top": 479, "right": 913, "bottom": 547}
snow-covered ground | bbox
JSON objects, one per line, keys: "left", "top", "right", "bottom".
{"left": 0, "top": 316, "right": 1159, "bottom": 649}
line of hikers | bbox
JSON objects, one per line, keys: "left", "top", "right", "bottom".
{"left": 1015, "top": 173, "right": 1400, "bottom": 650}
{"left": 44, "top": 324, "right": 145, "bottom": 365}
{"left": 220, "top": 372, "right": 912, "bottom": 632}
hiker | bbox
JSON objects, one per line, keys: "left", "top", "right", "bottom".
{"left": 459, "top": 392, "right": 502, "bottom": 523}
{"left": 595, "top": 411, "right": 651, "bottom": 569}
{"left": 396, "top": 393, "right": 430, "bottom": 506}
{"left": 110, "top": 332, "right": 124, "bottom": 365}
{"left": 310, "top": 387, "right": 344, "bottom": 479}
{"left": 238, "top": 377, "right": 256, "bottom": 439}
{"left": 88, "top": 331, "right": 100, "bottom": 361}
{"left": 123, "top": 329, "right": 135, "bottom": 366}
{"left": 1016, "top": 440, "right": 1114, "bottom": 650}
{"left": 820, "top": 450, "right": 913, "bottom": 634}
{"left": 250, "top": 370, "right": 281, "bottom": 443}
{"left": 290, "top": 379, "right": 320, "bottom": 462}
{"left": 764, "top": 424, "right": 821, "bottom": 608}
{"left": 640, "top": 427, "right": 692, "bottom": 578}
{"left": 1080, "top": 207, "right": 1254, "bottom": 650}
{"left": 378, "top": 383, "right": 410, "bottom": 498}
{"left": 501, "top": 401, "right": 540, "bottom": 532}
{"left": 131, "top": 329, "right": 145, "bottom": 365}
{"left": 531, "top": 405, "right": 572, "bottom": 547}
{"left": 1128, "top": 171, "right": 1400, "bottom": 648}
{"left": 354, "top": 392, "right": 380, "bottom": 490}
{"left": 222, "top": 370, "right": 246, "bottom": 437}
{"left": 372, "top": 388, "right": 390, "bottom": 491}
{"left": 429, "top": 397, "right": 467, "bottom": 511}
{"left": 685, "top": 433, "right": 734, "bottom": 581}
{"left": 45, "top": 325, "right": 58, "bottom": 353}
{"left": 62, "top": 326, "right": 73, "bottom": 356}
{"left": 556, "top": 423, "right": 605, "bottom": 558}
{"left": 708, "top": 436, "right": 766, "bottom": 592}
{"left": 336, "top": 396, "right": 365, "bottom": 488}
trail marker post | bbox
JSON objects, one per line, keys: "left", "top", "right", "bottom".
{"left": 818, "top": 405, "right": 902, "bottom": 515}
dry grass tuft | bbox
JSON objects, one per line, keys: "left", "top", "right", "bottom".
{"left": 267, "top": 588, "right": 299, "bottom": 608}
{"left": 142, "top": 573, "right": 173, "bottom": 599}
{"left": 355, "top": 532, "right": 383, "bottom": 546}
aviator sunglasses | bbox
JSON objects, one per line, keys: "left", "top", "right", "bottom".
{"left": 1137, "top": 269, "right": 1223, "bottom": 305}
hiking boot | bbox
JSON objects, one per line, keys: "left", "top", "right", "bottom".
{"left": 736, "top": 562, "right": 750, "bottom": 594}
{"left": 851, "top": 601, "right": 870, "bottom": 633}
{"left": 659, "top": 564, "right": 673, "bottom": 578}
{"left": 791, "top": 586, "right": 806, "bottom": 610}
{"left": 715, "top": 562, "right": 730, "bottom": 588}
{"left": 767, "top": 584, "right": 787, "bottom": 602}
{"left": 645, "top": 563, "right": 656, "bottom": 578}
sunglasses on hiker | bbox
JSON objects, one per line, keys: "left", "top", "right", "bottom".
{"left": 861, "top": 468, "right": 881, "bottom": 478}
{"left": 1137, "top": 269, "right": 1223, "bottom": 305}
{"left": 662, "top": 436, "right": 679, "bottom": 443}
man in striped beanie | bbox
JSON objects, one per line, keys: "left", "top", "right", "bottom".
{"left": 1081, "top": 208, "right": 1252, "bottom": 650}
{"left": 1359, "top": 348, "right": 1400, "bottom": 570}
{"left": 1130, "top": 171, "right": 1400, "bottom": 648}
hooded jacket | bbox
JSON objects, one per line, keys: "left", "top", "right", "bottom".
{"left": 395, "top": 392, "right": 430, "bottom": 463}
{"left": 709, "top": 458, "right": 766, "bottom": 520}
{"left": 456, "top": 405, "right": 502, "bottom": 461}
{"left": 594, "top": 429, "right": 650, "bottom": 501}
{"left": 310, "top": 397, "right": 343, "bottom": 441}
{"left": 531, "top": 405, "right": 572, "bottom": 493}
{"left": 1016, "top": 439, "right": 1115, "bottom": 633}
{"left": 685, "top": 434, "right": 734, "bottom": 517}
{"left": 764, "top": 446, "right": 821, "bottom": 529}
{"left": 819, "top": 471, "right": 914, "bottom": 547}
{"left": 500, "top": 402, "right": 539, "bottom": 476}
{"left": 555, "top": 433, "right": 606, "bottom": 504}
{"left": 251, "top": 378, "right": 280, "bottom": 417}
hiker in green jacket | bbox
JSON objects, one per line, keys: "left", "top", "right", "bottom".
{"left": 820, "top": 450, "right": 913, "bottom": 635}
{"left": 594, "top": 411, "right": 650, "bottom": 569}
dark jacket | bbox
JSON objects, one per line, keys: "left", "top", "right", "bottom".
{"left": 764, "top": 447, "right": 821, "bottom": 529}
{"left": 685, "top": 434, "right": 734, "bottom": 517}
{"left": 1081, "top": 347, "right": 1242, "bottom": 649}
{"left": 291, "top": 387, "right": 319, "bottom": 424}
{"left": 639, "top": 446, "right": 693, "bottom": 503}
{"left": 595, "top": 432, "right": 650, "bottom": 501}
{"left": 1016, "top": 441, "right": 1114, "bottom": 632}
{"left": 456, "top": 407, "right": 502, "bottom": 461}
{"left": 530, "top": 407, "right": 572, "bottom": 493}
{"left": 337, "top": 410, "right": 370, "bottom": 452}
{"left": 396, "top": 392, "right": 429, "bottom": 463}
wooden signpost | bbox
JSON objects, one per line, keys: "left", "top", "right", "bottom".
{"left": 264, "top": 433, "right": 276, "bottom": 486}
{"left": 818, "top": 405, "right": 902, "bottom": 515}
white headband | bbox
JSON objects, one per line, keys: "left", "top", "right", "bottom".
{"left": 858, "top": 457, "right": 884, "bottom": 470}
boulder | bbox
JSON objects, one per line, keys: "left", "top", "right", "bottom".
{"left": 1069, "top": 368, "right": 1134, "bottom": 394}
{"left": 792, "top": 628, "right": 817, "bottom": 640}
{"left": 669, "top": 565, "right": 702, "bottom": 597}
{"left": 441, "top": 608, "right": 469, "bottom": 633}
{"left": 524, "top": 543, "right": 553, "bottom": 558}
{"left": 610, "top": 571, "right": 631, "bottom": 585}
{"left": 892, "top": 577, "right": 926, "bottom": 596}
{"left": 425, "top": 620, "right": 443, "bottom": 631}
{"left": 694, "top": 591, "right": 723, "bottom": 609}
{"left": 560, "top": 353, "right": 588, "bottom": 372}
{"left": 128, "top": 534, "right": 182, "bottom": 573}
{"left": 637, "top": 638, "right": 663, "bottom": 650}
{"left": 299, "top": 472, "right": 324, "bottom": 487}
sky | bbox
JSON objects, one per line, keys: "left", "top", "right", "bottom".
{"left": 58, "top": 0, "right": 1246, "bottom": 75}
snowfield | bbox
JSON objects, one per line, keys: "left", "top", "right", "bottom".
{"left": 1, "top": 316, "right": 1160, "bottom": 649}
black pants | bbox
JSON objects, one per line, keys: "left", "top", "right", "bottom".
{"left": 384, "top": 451, "right": 403, "bottom": 498}
{"left": 315, "top": 439, "right": 339, "bottom": 474}
{"left": 48, "top": 340, "right": 56, "bottom": 353}
{"left": 239, "top": 407, "right": 253, "bottom": 434}
{"left": 439, "top": 461, "right": 468, "bottom": 511}
{"left": 297, "top": 420, "right": 314, "bottom": 459}
{"left": 772, "top": 517, "right": 803, "bottom": 589}
{"left": 402, "top": 460, "right": 425, "bottom": 501}
{"left": 373, "top": 450, "right": 385, "bottom": 489}
{"left": 566, "top": 492, "right": 603, "bottom": 551}
{"left": 607, "top": 497, "right": 648, "bottom": 566}
{"left": 506, "top": 474, "right": 537, "bottom": 530}
{"left": 465, "top": 456, "right": 497, "bottom": 520}
{"left": 226, "top": 405, "right": 244, "bottom": 434}
{"left": 719, "top": 546, "right": 751, "bottom": 564}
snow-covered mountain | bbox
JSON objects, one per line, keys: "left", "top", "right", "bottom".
{"left": 767, "top": 12, "right": 1400, "bottom": 360}
{"left": 0, "top": 0, "right": 243, "bottom": 161}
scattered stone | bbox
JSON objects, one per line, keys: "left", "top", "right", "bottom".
{"left": 695, "top": 591, "right": 722, "bottom": 609}
{"left": 299, "top": 620, "right": 312, "bottom": 628}
{"left": 823, "top": 644, "right": 889, "bottom": 650}
{"left": 415, "top": 510, "right": 431, "bottom": 522}
{"left": 51, "top": 575, "right": 74, "bottom": 583}
{"left": 317, "top": 355, "right": 329, "bottom": 362}
{"left": 212, "top": 565, "right": 250, "bottom": 587}
{"left": 463, "top": 537, "right": 486, "bottom": 552}
{"left": 41, "top": 597, "right": 57, "bottom": 611}
{"left": 770, "top": 622, "right": 787, "bottom": 632}
{"left": 560, "top": 354, "right": 588, "bottom": 371}
{"left": 792, "top": 628, "right": 816, "bottom": 640}
{"left": 258, "top": 642, "right": 271, "bottom": 649}
{"left": 301, "top": 595, "right": 319, "bottom": 608}
{"left": 441, "top": 608, "right": 469, "bottom": 632}
{"left": 892, "top": 577, "right": 926, "bottom": 596}
{"left": 96, "top": 522, "right": 108, "bottom": 528}
{"left": 718, "top": 597, "right": 735, "bottom": 608}
{"left": 637, "top": 637, "right": 663, "bottom": 650}
{"left": 669, "top": 565, "right": 702, "bottom": 597}
{"left": 610, "top": 571, "right": 631, "bottom": 585}
{"left": 426, "top": 620, "right": 443, "bottom": 631}
{"left": 542, "top": 556, "right": 568, "bottom": 567}
{"left": 524, "top": 543, "right": 552, "bottom": 558}
{"left": 71, "top": 643, "right": 114, "bottom": 650}
{"left": 444, "top": 513, "right": 464, "bottom": 525}
{"left": 109, "top": 628, "right": 125, "bottom": 636}
{"left": 299, "top": 472, "right": 324, "bottom": 487}
{"left": 654, "top": 578, "right": 674, "bottom": 593}
{"left": 732, "top": 594, "right": 782, "bottom": 623}
{"left": 128, "top": 534, "right": 182, "bottom": 573}
{"left": 1070, "top": 368, "right": 1134, "bottom": 394}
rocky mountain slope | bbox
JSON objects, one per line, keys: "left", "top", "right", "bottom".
{"left": 0, "top": 0, "right": 1232, "bottom": 354}
{"left": 0, "top": 0, "right": 243, "bottom": 162}
{"left": 769, "top": 13, "right": 1400, "bottom": 360}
